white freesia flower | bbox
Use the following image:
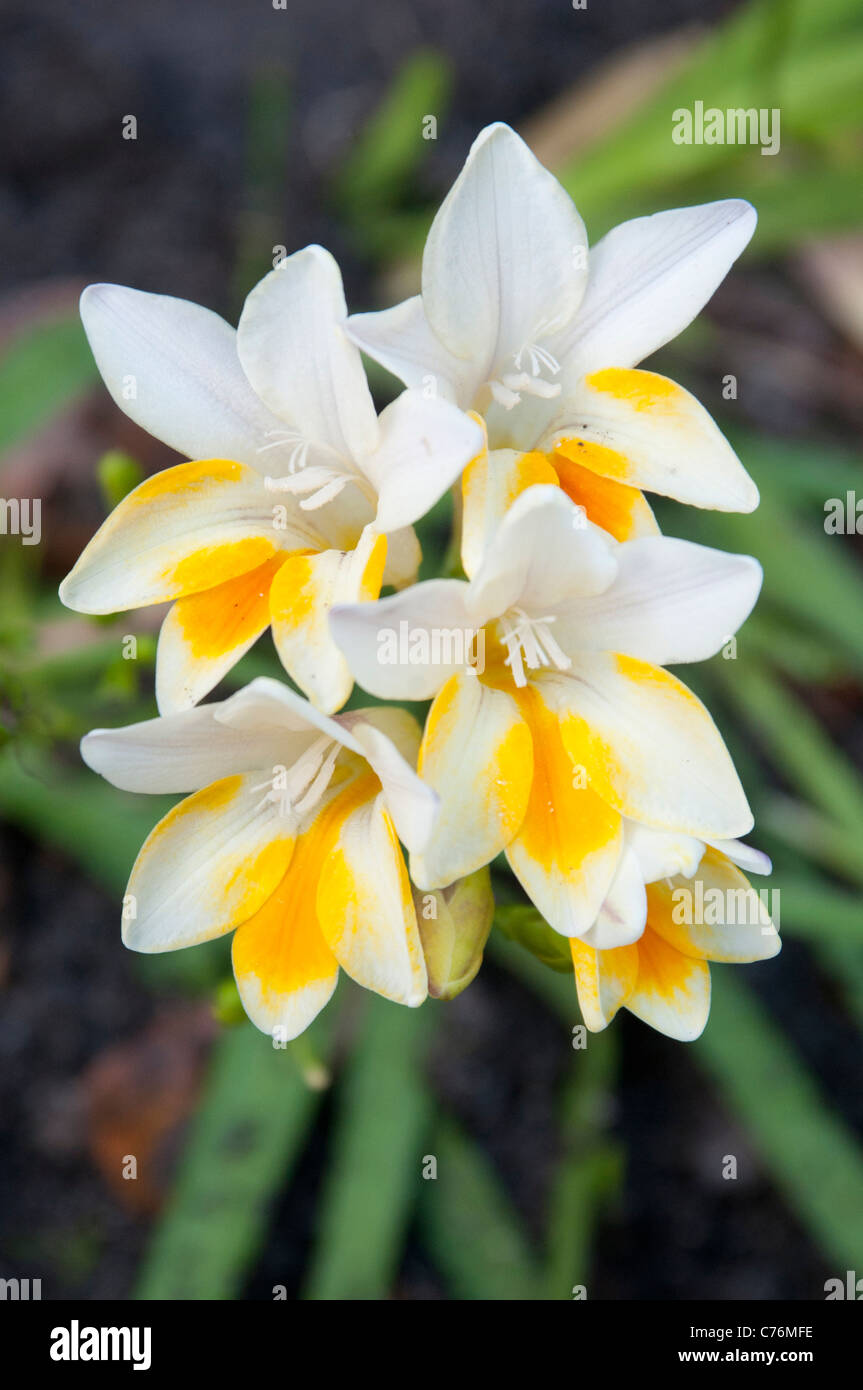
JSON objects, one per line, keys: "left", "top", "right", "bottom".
{"left": 81, "top": 678, "right": 439, "bottom": 1039}
{"left": 571, "top": 823, "right": 778, "bottom": 1041}
{"left": 60, "top": 246, "right": 483, "bottom": 715}
{"left": 330, "top": 484, "right": 762, "bottom": 941}
{"left": 347, "top": 122, "right": 759, "bottom": 546}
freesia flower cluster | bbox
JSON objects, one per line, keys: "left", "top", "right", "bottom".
{"left": 62, "top": 123, "right": 779, "bottom": 1045}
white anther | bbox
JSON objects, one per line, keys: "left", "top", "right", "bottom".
{"left": 499, "top": 609, "right": 572, "bottom": 687}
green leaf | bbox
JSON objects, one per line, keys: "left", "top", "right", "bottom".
{"left": 695, "top": 972, "right": 863, "bottom": 1271}
{"left": 543, "top": 1031, "right": 622, "bottom": 1300}
{"left": 303, "top": 995, "right": 432, "bottom": 1299}
{"left": 136, "top": 1020, "right": 329, "bottom": 1300}
{"left": 419, "top": 1113, "right": 542, "bottom": 1300}
{"left": 0, "top": 749, "right": 227, "bottom": 992}
{"left": 0, "top": 317, "right": 97, "bottom": 452}
{"left": 773, "top": 874, "right": 863, "bottom": 941}
{"left": 761, "top": 796, "right": 863, "bottom": 887}
{"left": 712, "top": 659, "right": 863, "bottom": 836}
{"left": 686, "top": 489, "right": 863, "bottom": 677}
{"left": 0, "top": 748, "right": 169, "bottom": 897}
{"left": 232, "top": 67, "right": 293, "bottom": 311}
{"left": 335, "top": 51, "right": 451, "bottom": 220}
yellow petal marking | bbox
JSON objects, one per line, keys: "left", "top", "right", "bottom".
{"left": 585, "top": 367, "right": 682, "bottom": 411}
{"left": 557, "top": 654, "right": 704, "bottom": 816}
{"left": 131, "top": 457, "right": 248, "bottom": 504}
{"left": 167, "top": 536, "right": 277, "bottom": 595}
{"left": 270, "top": 532, "right": 387, "bottom": 631}
{"left": 554, "top": 370, "right": 686, "bottom": 485}
{"left": 511, "top": 684, "right": 620, "bottom": 877}
{"left": 142, "top": 774, "right": 296, "bottom": 933}
{"left": 570, "top": 936, "right": 639, "bottom": 1031}
{"left": 461, "top": 447, "right": 558, "bottom": 577}
{"left": 317, "top": 804, "right": 416, "bottom": 964}
{"left": 419, "top": 673, "right": 533, "bottom": 846}
{"left": 552, "top": 437, "right": 632, "bottom": 483}
{"left": 231, "top": 771, "right": 379, "bottom": 1004}
{"left": 551, "top": 448, "right": 657, "bottom": 540}
{"left": 631, "top": 926, "right": 708, "bottom": 1010}
{"left": 171, "top": 554, "right": 287, "bottom": 661}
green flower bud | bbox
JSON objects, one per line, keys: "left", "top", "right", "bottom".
{"left": 494, "top": 904, "right": 573, "bottom": 973}
{"left": 212, "top": 977, "right": 247, "bottom": 1027}
{"left": 415, "top": 866, "right": 494, "bottom": 1000}
{"left": 97, "top": 450, "right": 144, "bottom": 510}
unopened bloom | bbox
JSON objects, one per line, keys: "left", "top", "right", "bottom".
{"left": 571, "top": 831, "right": 779, "bottom": 1040}
{"left": 81, "top": 678, "right": 439, "bottom": 1038}
{"left": 330, "top": 484, "right": 761, "bottom": 940}
{"left": 60, "top": 247, "right": 482, "bottom": 714}
{"left": 348, "top": 122, "right": 759, "bottom": 546}
{"left": 414, "top": 867, "right": 495, "bottom": 1000}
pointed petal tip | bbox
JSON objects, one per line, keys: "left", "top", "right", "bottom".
{"left": 473, "top": 119, "right": 518, "bottom": 147}
{"left": 79, "top": 729, "right": 106, "bottom": 772}
{"left": 121, "top": 915, "right": 164, "bottom": 954}
{"left": 726, "top": 196, "right": 758, "bottom": 233}
{"left": 79, "top": 280, "right": 145, "bottom": 330}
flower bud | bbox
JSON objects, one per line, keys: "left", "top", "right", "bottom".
{"left": 414, "top": 867, "right": 494, "bottom": 1000}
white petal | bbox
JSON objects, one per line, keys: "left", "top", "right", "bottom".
{"left": 545, "top": 368, "right": 758, "bottom": 512}
{"left": 58, "top": 460, "right": 284, "bottom": 615}
{"left": 382, "top": 524, "right": 422, "bottom": 589}
{"left": 467, "top": 484, "right": 617, "bottom": 625}
{"left": 571, "top": 937, "right": 638, "bottom": 1032}
{"left": 268, "top": 527, "right": 387, "bottom": 715}
{"left": 123, "top": 774, "right": 294, "bottom": 953}
{"left": 580, "top": 847, "right": 647, "bottom": 950}
{"left": 81, "top": 705, "right": 307, "bottom": 793}
{"left": 625, "top": 820, "right": 705, "bottom": 883}
{"left": 625, "top": 930, "right": 711, "bottom": 1041}
{"left": 215, "top": 676, "right": 364, "bottom": 755}
{"left": 80, "top": 283, "right": 285, "bottom": 467}
{"left": 647, "top": 849, "right": 780, "bottom": 963}
{"left": 346, "top": 719, "right": 439, "bottom": 854}
{"left": 554, "top": 537, "right": 762, "bottom": 664}
{"left": 707, "top": 837, "right": 772, "bottom": 876}
{"left": 461, "top": 447, "right": 558, "bottom": 582}
{"left": 232, "top": 882, "right": 339, "bottom": 1043}
{"left": 422, "top": 123, "right": 588, "bottom": 378}
{"left": 539, "top": 656, "right": 753, "bottom": 840}
{"left": 329, "top": 579, "right": 475, "bottom": 700}
{"left": 346, "top": 704, "right": 423, "bottom": 764}
{"left": 316, "top": 791, "right": 427, "bottom": 1006}
{"left": 236, "top": 246, "right": 378, "bottom": 465}
{"left": 154, "top": 556, "right": 282, "bottom": 714}
{"left": 504, "top": 685, "right": 623, "bottom": 938}
{"left": 361, "top": 390, "right": 484, "bottom": 532}
{"left": 554, "top": 199, "right": 757, "bottom": 381}
{"left": 410, "top": 673, "right": 533, "bottom": 889}
{"left": 347, "top": 295, "right": 474, "bottom": 405}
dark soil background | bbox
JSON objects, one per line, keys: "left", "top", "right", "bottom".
{"left": 0, "top": 0, "right": 856, "bottom": 1301}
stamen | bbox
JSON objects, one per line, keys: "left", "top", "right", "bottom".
{"left": 499, "top": 609, "right": 572, "bottom": 687}
{"left": 488, "top": 379, "right": 521, "bottom": 410}
{"left": 488, "top": 329, "right": 564, "bottom": 410}
{"left": 299, "top": 476, "right": 349, "bottom": 511}
{"left": 500, "top": 372, "right": 561, "bottom": 401}
{"left": 257, "top": 429, "right": 310, "bottom": 474}
{"left": 294, "top": 742, "right": 341, "bottom": 815}
{"left": 262, "top": 735, "right": 339, "bottom": 819}
{"left": 265, "top": 466, "right": 336, "bottom": 494}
